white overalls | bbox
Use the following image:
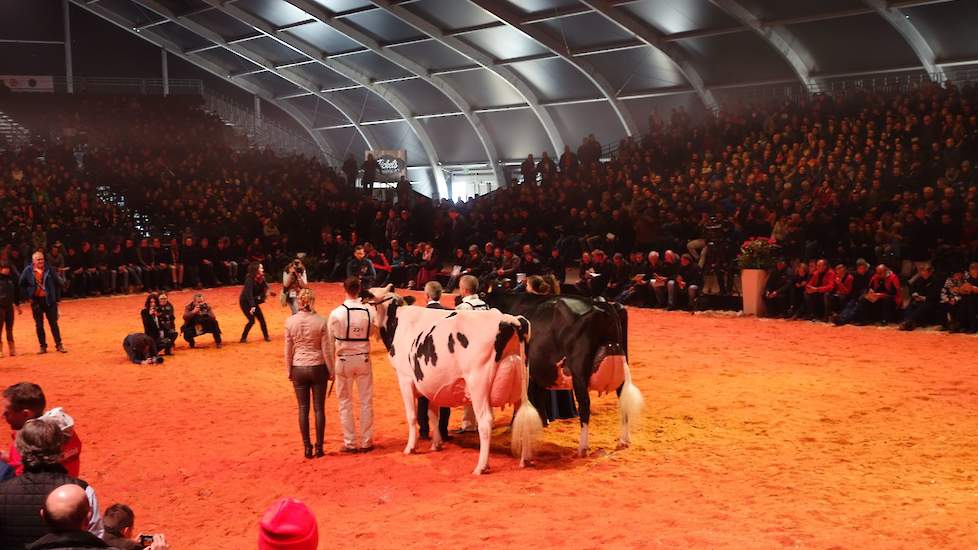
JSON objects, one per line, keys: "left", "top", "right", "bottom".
{"left": 456, "top": 294, "right": 490, "bottom": 432}
{"left": 328, "top": 298, "right": 376, "bottom": 449}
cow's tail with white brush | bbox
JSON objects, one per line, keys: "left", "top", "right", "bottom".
{"left": 509, "top": 316, "right": 542, "bottom": 467}
{"left": 617, "top": 359, "right": 644, "bottom": 449}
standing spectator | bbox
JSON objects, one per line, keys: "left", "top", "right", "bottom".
{"left": 416, "top": 282, "right": 451, "bottom": 442}
{"left": 282, "top": 259, "right": 308, "bottom": 315}
{"left": 1, "top": 382, "right": 83, "bottom": 478}
{"left": 345, "top": 245, "right": 376, "bottom": 289}
{"left": 0, "top": 259, "right": 22, "bottom": 357}
{"left": 0, "top": 421, "right": 102, "bottom": 549}
{"left": 361, "top": 154, "right": 379, "bottom": 195}
{"left": 326, "top": 277, "right": 377, "bottom": 453}
{"left": 239, "top": 263, "right": 270, "bottom": 343}
{"left": 19, "top": 251, "right": 67, "bottom": 354}
{"left": 284, "top": 289, "right": 331, "bottom": 459}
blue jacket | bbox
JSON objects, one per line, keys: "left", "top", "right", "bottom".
{"left": 18, "top": 264, "right": 60, "bottom": 306}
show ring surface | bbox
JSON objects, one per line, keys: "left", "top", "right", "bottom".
{"left": 1, "top": 283, "right": 976, "bottom": 548}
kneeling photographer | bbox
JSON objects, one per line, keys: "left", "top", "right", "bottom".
{"left": 122, "top": 333, "right": 164, "bottom": 365}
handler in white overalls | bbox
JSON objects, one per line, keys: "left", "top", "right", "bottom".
{"left": 327, "top": 276, "right": 377, "bottom": 452}
{"left": 455, "top": 275, "right": 490, "bottom": 433}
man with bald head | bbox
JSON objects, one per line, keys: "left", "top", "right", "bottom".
{"left": 26, "top": 484, "right": 108, "bottom": 549}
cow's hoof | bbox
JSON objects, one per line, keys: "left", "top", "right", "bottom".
{"left": 519, "top": 459, "right": 535, "bottom": 468}
{"left": 576, "top": 448, "right": 589, "bottom": 458}
{"left": 473, "top": 465, "right": 491, "bottom": 475}
{"left": 430, "top": 442, "right": 443, "bottom": 452}
{"left": 616, "top": 441, "right": 630, "bottom": 451}
{"left": 403, "top": 446, "right": 414, "bottom": 455}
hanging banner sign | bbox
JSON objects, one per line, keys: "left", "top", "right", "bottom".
{"left": 0, "top": 75, "right": 54, "bottom": 93}
{"left": 366, "top": 149, "right": 407, "bottom": 183}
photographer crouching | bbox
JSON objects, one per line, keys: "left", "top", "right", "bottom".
{"left": 101, "top": 503, "right": 168, "bottom": 550}
{"left": 181, "top": 293, "right": 222, "bottom": 349}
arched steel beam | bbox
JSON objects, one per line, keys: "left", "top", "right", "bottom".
{"left": 369, "top": 0, "right": 566, "bottom": 156}
{"left": 201, "top": 0, "right": 447, "bottom": 198}
{"left": 862, "top": 0, "right": 946, "bottom": 81}
{"left": 579, "top": 0, "right": 720, "bottom": 113}
{"left": 469, "top": 0, "right": 639, "bottom": 137}
{"left": 707, "top": 0, "right": 819, "bottom": 90}
{"left": 68, "top": 0, "right": 338, "bottom": 162}
{"left": 128, "top": 0, "right": 378, "bottom": 157}
{"left": 283, "top": 0, "right": 504, "bottom": 188}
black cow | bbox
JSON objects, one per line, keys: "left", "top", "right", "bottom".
{"left": 486, "top": 291, "right": 644, "bottom": 456}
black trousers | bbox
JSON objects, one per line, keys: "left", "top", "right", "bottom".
{"left": 241, "top": 304, "right": 268, "bottom": 340}
{"left": 30, "top": 298, "right": 62, "bottom": 348}
{"left": 417, "top": 397, "right": 450, "bottom": 439}
{"left": 0, "top": 305, "right": 13, "bottom": 342}
{"left": 182, "top": 317, "right": 221, "bottom": 345}
{"left": 292, "top": 364, "right": 328, "bottom": 447}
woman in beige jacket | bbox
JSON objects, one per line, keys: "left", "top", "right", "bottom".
{"left": 284, "top": 289, "right": 332, "bottom": 459}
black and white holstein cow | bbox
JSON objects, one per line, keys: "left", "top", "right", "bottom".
{"left": 486, "top": 291, "right": 644, "bottom": 457}
{"left": 365, "top": 285, "right": 543, "bottom": 475}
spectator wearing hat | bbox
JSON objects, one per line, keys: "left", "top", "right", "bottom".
{"left": 258, "top": 498, "right": 318, "bottom": 550}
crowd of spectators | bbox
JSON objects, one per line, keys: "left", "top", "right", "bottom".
{"left": 2, "top": 83, "right": 978, "bottom": 330}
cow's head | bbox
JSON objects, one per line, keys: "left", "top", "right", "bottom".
{"left": 364, "top": 284, "right": 415, "bottom": 354}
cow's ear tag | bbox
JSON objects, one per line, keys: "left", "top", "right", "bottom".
{"left": 403, "top": 296, "right": 416, "bottom": 306}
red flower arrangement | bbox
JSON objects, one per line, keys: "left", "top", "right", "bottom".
{"left": 737, "top": 237, "right": 780, "bottom": 270}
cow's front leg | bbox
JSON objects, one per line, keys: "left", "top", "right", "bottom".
{"left": 397, "top": 375, "right": 419, "bottom": 454}
{"left": 578, "top": 423, "right": 589, "bottom": 458}
{"left": 429, "top": 407, "right": 443, "bottom": 452}
{"left": 471, "top": 397, "right": 493, "bottom": 475}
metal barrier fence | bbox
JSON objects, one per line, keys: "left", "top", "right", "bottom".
{"left": 52, "top": 76, "right": 204, "bottom": 95}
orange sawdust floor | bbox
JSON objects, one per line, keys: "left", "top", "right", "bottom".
{"left": 1, "top": 283, "right": 977, "bottom": 548}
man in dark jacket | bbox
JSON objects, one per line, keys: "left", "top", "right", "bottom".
{"left": 0, "top": 259, "right": 22, "bottom": 357}
{"left": 900, "top": 264, "right": 943, "bottom": 331}
{"left": 763, "top": 259, "right": 793, "bottom": 317}
{"left": 26, "top": 484, "right": 116, "bottom": 550}
{"left": 99, "top": 504, "right": 140, "bottom": 550}
{"left": 0, "top": 420, "right": 103, "bottom": 549}
{"left": 19, "top": 251, "right": 66, "bottom": 354}
{"left": 416, "top": 282, "right": 451, "bottom": 442}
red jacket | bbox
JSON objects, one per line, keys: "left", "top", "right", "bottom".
{"left": 868, "top": 271, "right": 903, "bottom": 307}
{"left": 7, "top": 430, "right": 82, "bottom": 477}
{"left": 806, "top": 269, "right": 836, "bottom": 293}
{"left": 833, "top": 272, "right": 854, "bottom": 296}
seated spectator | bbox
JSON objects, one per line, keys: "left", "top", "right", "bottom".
{"left": 803, "top": 259, "right": 836, "bottom": 321}
{"left": 834, "top": 259, "right": 872, "bottom": 325}
{"left": 858, "top": 264, "right": 902, "bottom": 325}
{"left": 180, "top": 293, "right": 222, "bottom": 348}
{"left": 315, "top": 231, "right": 336, "bottom": 283}
{"left": 940, "top": 267, "right": 969, "bottom": 331}
{"left": 197, "top": 237, "right": 217, "bottom": 288}
{"left": 414, "top": 243, "right": 440, "bottom": 288}
{"left": 364, "top": 244, "right": 390, "bottom": 287}
{"left": 605, "top": 253, "right": 631, "bottom": 299}
{"left": 122, "top": 333, "right": 163, "bottom": 365}
{"left": 763, "top": 259, "right": 792, "bottom": 317}
{"left": 1, "top": 382, "right": 82, "bottom": 478}
{"left": 29, "top": 484, "right": 140, "bottom": 550}
{"left": 900, "top": 264, "right": 943, "bottom": 331}
{"left": 0, "top": 420, "right": 103, "bottom": 549}
{"left": 787, "top": 262, "right": 810, "bottom": 319}
{"left": 121, "top": 239, "right": 144, "bottom": 293}
{"left": 669, "top": 253, "right": 702, "bottom": 311}
{"left": 136, "top": 239, "right": 157, "bottom": 291}
{"left": 957, "top": 262, "right": 978, "bottom": 333}
{"left": 826, "top": 264, "right": 853, "bottom": 319}
{"left": 258, "top": 498, "right": 317, "bottom": 550}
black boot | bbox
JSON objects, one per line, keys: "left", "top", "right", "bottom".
{"left": 304, "top": 444, "right": 314, "bottom": 459}
{"left": 314, "top": 444, "right": 324, "bottom": 458}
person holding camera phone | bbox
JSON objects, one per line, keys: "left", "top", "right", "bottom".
{"left": 101, "top": 503, "right": 168, "bottom": 550}
{"left": 240, "top": 262, "right": 272, "bottom": 343}
{"left": 140, "top": 293, "right": 173, "bottom": 356}
{"left": 282, "top": 258, "right": 308, "bottom": 315}
{"left": 181, "top": 293, "right": 222, "bottom": 348}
